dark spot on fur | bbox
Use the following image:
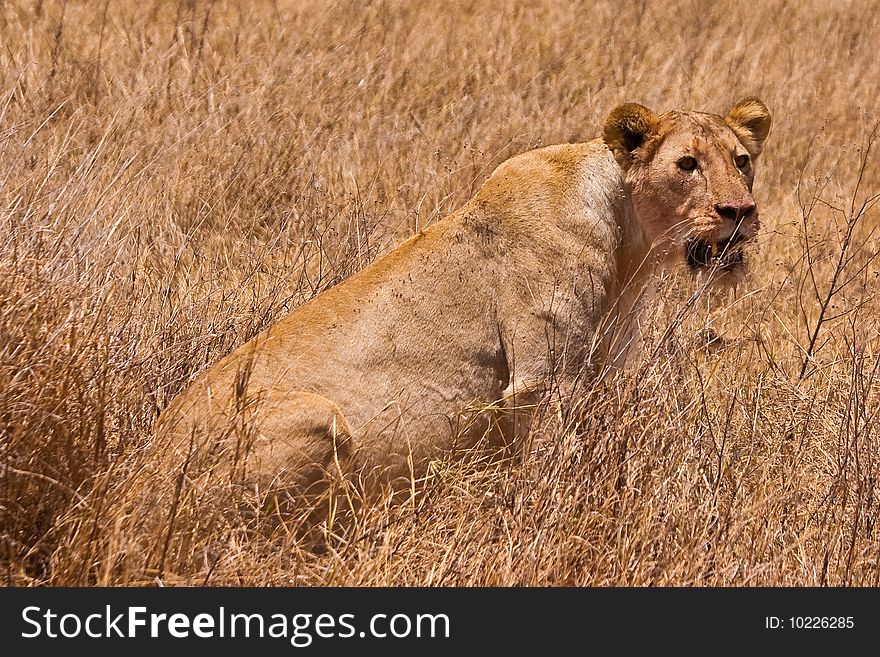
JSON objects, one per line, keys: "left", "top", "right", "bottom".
{"left": 464, "top": 213, "right": 498, "bottom": 245}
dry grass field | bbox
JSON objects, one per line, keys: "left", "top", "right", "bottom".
{"left": 1, "top": 0, "right": 879, "bottom": 586}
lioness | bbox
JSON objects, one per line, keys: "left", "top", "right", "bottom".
{"left": 154, "top": 99, "right": 771, "bottom": 518}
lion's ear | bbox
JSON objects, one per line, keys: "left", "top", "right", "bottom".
{"left": 725, "top": 98, "right": 772, "bottom": 158}
{"left": 603, "top": 103, "right": 660, "bottom": 169}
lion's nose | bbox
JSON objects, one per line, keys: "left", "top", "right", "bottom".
{"left": 715, "top": 202, "right": 756, "bottom": 222}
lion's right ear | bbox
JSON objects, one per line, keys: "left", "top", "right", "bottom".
{"left": 603, "top": 103, "right": 660, "bottom": 169}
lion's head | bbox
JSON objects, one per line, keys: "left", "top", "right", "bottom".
{"left": 603, "top": 98, "right": 772, "bottom": 284}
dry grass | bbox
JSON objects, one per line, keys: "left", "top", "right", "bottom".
{"left": 1, "top": 0, "right": 879, "bottom": 586}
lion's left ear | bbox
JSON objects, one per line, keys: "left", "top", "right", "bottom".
{"left": 725, "top": 98, "right": 772, "bottom": 158}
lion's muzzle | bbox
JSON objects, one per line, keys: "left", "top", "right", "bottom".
{"left": 685, "top": 230, "right": 751, "bottom": 271}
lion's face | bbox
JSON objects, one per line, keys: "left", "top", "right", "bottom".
{"left": 604, "top": 99, "right": 772, "bottom": 284}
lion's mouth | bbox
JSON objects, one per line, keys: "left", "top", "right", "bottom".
{"left": 685, "top": 232, "right": 750, "bottom": 271}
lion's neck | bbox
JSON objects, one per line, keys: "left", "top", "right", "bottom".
{"left": 598, "top": 188, "right": 655, "bottom": 372}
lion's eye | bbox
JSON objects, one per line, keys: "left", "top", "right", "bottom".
{"left": 735, "top": 154, "right": 750, "bottom": 169}
{"left": 677, "top": 156, "right": 698, "bottom": 171}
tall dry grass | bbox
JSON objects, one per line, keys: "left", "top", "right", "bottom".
{"left": 1, "top": 0, "right": 879, "bottom": 585}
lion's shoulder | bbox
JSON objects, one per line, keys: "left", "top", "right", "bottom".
{"left": 489, "top": 139, "right": 613, "bottom": 179}
{"left": 460, "top": 140, "right": 625, "bottom": 249}
{"left": 474, "top": 139, "right": 622, "bottom": 208}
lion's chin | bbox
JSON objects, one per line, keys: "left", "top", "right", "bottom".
{"left": 700, "top": 259, "right": 748, "bottom": 287}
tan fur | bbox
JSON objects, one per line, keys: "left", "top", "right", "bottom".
{"left": 725, "top": 98, "right": 773, "bottom": 158}
{"left": 153, "top": 100, "right": 772, "bottom": 522}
